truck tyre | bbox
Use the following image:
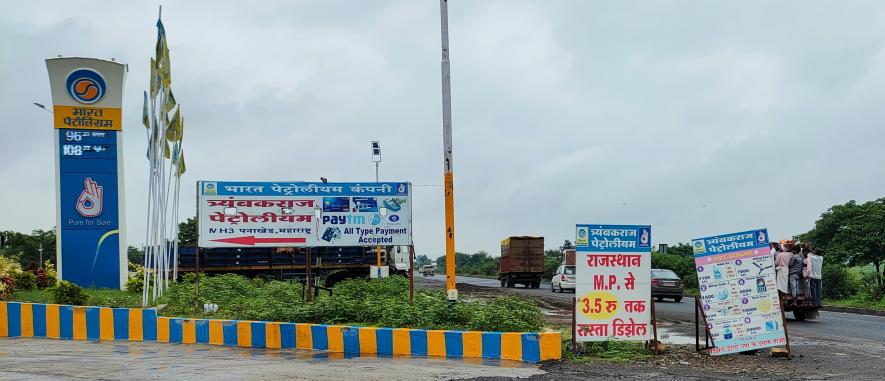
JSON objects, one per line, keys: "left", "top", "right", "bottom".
{"left": 506, "top": 276, "right": 515, "bottom": 288}
{"left": 532, "top": 281, "right": 540, "bottom": 289}
{"left": 500, "top": 278, "right": 506, "bottom": 288}
{"left": 674, "top": 296, "right": 683, "bottom": 303}
{"left": 793, "top": 310, "right": 807, "bottom": 321}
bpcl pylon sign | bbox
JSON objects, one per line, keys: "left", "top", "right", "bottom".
{"left": 46, "top": 57, "right": 127, "bottom": 289}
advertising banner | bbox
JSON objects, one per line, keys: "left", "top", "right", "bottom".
{"left": 575, "top": 224, "right": 652, "bottom": 342}
{"left": 47, "top": 57, "right": 127, "bottom": 289}
{"left": 692, "top": 229, "right": 787, "bottom": 355}
{"left": 198, "top": 181, "right": 412, "bottom": 248}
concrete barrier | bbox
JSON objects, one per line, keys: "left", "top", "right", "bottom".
{"left": 0, "top": 301, "right": 560, "bottom": 363}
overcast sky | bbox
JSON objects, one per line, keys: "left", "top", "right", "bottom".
{"left": 2, "top": 1, "right": 884, "bottom": 257}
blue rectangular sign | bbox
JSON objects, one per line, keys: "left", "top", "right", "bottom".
{"left": 575, "top": 224, "right": 652, "bottom": 253}
{"left": 57, "top": 129, "right": 122, "bottom": 288}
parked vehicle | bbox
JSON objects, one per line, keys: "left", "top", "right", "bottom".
{"left": 420, "top": 265, "right": 435, "bottom": 277}
{"left": 499, "top": 236, "right": 545, "bottom": 288}
{"left": 651, "top": 268, "right": 684, "bottom": 302}
{"left": 550, "top": 264, "right": 575, "bottom": 293}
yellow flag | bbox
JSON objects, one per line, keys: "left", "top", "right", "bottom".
{"left": 176, "top": 151, "right": 186, "bottom": 176}
{"left": 166, "top": 109, "right": 182, "bottom": 141}
{"left": 164, "top": 89, "right": 176, "bottom": 113}
{"left": 164, "top": 140, "right": 171, "bottom": 159}
{"left": 149, "top": 58, "right": 158, "bottom": 98}
{"left": 142, "top": 91, "right": 149, "bottom": 129}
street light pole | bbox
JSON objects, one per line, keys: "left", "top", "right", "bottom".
{"left": 39, "top": 243, "right": 44, "bottom": 269}
{"left": 440, "top": 0, "right": 457, "bottom": 301}
{"left": 371, "top": 141, "right": 383, "bottom": 278}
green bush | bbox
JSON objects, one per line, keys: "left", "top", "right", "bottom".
{"left": 157, "top": 274, "right": 544, "bottom": 332}
{"left": 13, "top": 271, "right": 37, "bottom": 290}
{"left": 822, "top": 265, "right": 861, "bottom": 300}
{"left": 858, "top": 271, "right": 884, "bottom": 301}
{"left": 53, "top": 280, "right": 88, "bottom": 305}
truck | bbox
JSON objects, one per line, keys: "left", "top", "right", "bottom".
{"left": 177, "top": 245, "right": 412, "bottom": 287}
{"left": 499, "top": 236, "right": 545, "bottom": 288}
{"left": 420, "top": 265, "right": 435, "bottom": 277}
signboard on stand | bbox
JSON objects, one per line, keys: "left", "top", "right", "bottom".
{"left": 46, "top": 57, "right": 127, "bottom": 289}
{"left": 574, "top": 224, "right": 653, "bottom": 342}
{"left": 692, "top": 228, "right": 787, "bottom": 355}
{"left": 197, "top": 181, "right": 412, "bottom": 248}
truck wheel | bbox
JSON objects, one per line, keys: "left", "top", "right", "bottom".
{"left": 506, "top": 276, "right": 515, "bottom": 288}
{"left": 500, "top": 278, "right": 506, "bottom": 287}
{"left": 532, "top": 281, "right": 540, "bottom": 289}
{"left": 674, "top": 297, "right": 683, "bottom": 303}
{"left": 793, "top": 310, "right": 806, "bottom": 321}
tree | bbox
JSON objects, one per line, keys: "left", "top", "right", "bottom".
{"left": 127, "top": 246, "right": 144, "bottom": 265}
{"left": 801, "top": 198, "right": 885, "bottom": 290}
{"left": 559, "top": 240, "right": 574, "bottom": 251}
{"left": 178, "top": 217, "right": 198, "bottom": 246}
{"left": 0, "top": 229, "right": 56, "bottom": 268}
{"left": 415, "top": 255, "right": 432, "bottom": 268}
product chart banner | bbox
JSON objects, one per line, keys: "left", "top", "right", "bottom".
{"left": 692, "top": 229, "right": 787, "bottom": 355}
{"left": 198, "top": 181, "right": 412, "bottom": 248}
{"left": 575, "top": 224, "right": 652, "bottom": 342}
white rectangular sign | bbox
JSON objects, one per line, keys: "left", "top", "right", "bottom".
{"left": 574, "top": 224, "right": 653, "bottom": 342}
{"left": 197, "top": 181, "right": 412, "bottom": 248}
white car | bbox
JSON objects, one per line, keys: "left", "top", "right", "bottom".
{"left": 551, "top": 265, "right": 575, "bottom": 293}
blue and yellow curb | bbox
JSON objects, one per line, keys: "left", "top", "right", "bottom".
{"left": 0, "top": 301, "right": 561, "bottom": 363}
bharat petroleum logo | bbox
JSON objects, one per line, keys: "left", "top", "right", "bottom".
{"left": 66, "top": 68, "right": 107, "bottom": 104}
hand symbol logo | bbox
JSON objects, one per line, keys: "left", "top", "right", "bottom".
{"left": 76, "top": 178, "right": 103, "bottom": 218}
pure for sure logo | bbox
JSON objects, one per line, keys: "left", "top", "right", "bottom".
{"left": 66, "top": 68, "right": 107, "bottom": 104}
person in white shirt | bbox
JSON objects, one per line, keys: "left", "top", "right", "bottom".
{"left": 808, "top": 247, "right": 824, "bottom": 306}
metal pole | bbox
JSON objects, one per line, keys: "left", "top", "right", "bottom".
{"left": 571, "top": 296, "right": 577, "bottom": 354}
{"left": 651, "top": 298, "right": 660, "bottom": 355}
{"left": 194, "top": 246, "right": 201, "bottom": 310}
{"left": 695, "top": 297, "right": 700, "bottom": 352}
{"left": 439, "top": 0, "right": 457, "bottom": 302}
{"left": 39, "top": 243, "right": 44, "bottom": 269}
{"left": 409, "top": 245, "right": 415, "bottom": 304}
{"left": 306, "top": 247, "right": 313, "bottom": 302}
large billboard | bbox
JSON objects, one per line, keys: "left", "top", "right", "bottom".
{"left": 574, "top": 224, "right": 652, "bottom": 342}
{"left": 692, "top": 229, "right": 787, "bottom": 355}
{"left": 46, "top": 57, "right": 127, "bottom": 289}
{"left": 197, "top": 181, "right": 412, "bottom": 248}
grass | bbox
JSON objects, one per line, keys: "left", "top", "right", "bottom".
{"left": 10, "top": 288, "right": 142, "bottom": 308}
{"left": 824, "top": 296, "right": 885, "bottom": 310}
{"left": 556, "top": 324, "right": 653, "bottom": 363}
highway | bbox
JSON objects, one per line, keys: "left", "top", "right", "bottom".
{"left": 431, "top": 275, "right": 885, "bottom": 354}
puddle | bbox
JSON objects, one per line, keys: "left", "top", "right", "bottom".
{"left": 656, "top": 327, "right": 696, "bottom": 345}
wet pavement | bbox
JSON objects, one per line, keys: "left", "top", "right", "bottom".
{"left": 0, "top": 338, "right": 543, "bottom": 381}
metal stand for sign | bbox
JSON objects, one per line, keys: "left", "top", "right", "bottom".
{"left": 650, "top": 298, "right": 661, "bottom": 355}
{"left": 571, "top": 296, "right": 578, "bottom": 354}
{"left": 409, "top": 245, "right": 415, "bottom": 304}
{"left": 695, "top": 297, "right": 712, "bottom": 351}
{"left": 777, "top": 295, "right": 793, "bottom": 358}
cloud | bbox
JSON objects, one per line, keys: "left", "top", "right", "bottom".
{"left": 2, "top": 1, "right": 884, "bottom": 259}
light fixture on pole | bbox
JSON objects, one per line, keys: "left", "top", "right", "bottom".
{"left": 371, "top": 141, "right": 381, "bottom": 182}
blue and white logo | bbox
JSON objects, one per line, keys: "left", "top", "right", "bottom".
{"left": 371, "top": 214, "right": 382, "bottom": 225}
{"left": 388, "top": 214, "right": 400, "bottom": 222}
{"left": 66, "top": 68, "right": 107, "bottom": 104}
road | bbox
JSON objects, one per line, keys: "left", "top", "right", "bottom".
{"left": 0, "top": 338, "right": 542, "bottom": 381}
{"left": 432, "top": 275, "right": 885, "bottom": 354}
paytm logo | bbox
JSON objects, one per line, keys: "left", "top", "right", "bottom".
{"left": 322, "top": 215, "right": 365, "bottom": 225}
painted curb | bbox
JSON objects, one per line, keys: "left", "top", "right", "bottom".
{"left": 0, "top": 302, "right": 561, "bottom": 363}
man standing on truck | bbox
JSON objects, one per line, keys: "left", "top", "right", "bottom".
{"left": 808, "top": 247, "right": 824, "bottom": 307}
{"left": 774, "top": 242, "right": 791, "bottom": 296}
{"left": 788, "top": 245, "right": 804, "bottom": 305}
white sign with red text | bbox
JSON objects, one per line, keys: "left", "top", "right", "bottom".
{"left": 575, "top": 224, "right": 653, "bottom": 342}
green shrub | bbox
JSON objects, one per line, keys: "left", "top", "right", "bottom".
{"left": 13, "top": 271, "right": 37, "bottom": 290}
{"left": 53, "top": 280, "right": 88, "bottom": 305}
{"left": 157, "top": 274, "right": 544, "bottom": 332}
{"left": 822, "top": 265, "right": 861, "bottom": 300}
{"left": 858, "top": 271, "right": 884, "bottom": 301}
